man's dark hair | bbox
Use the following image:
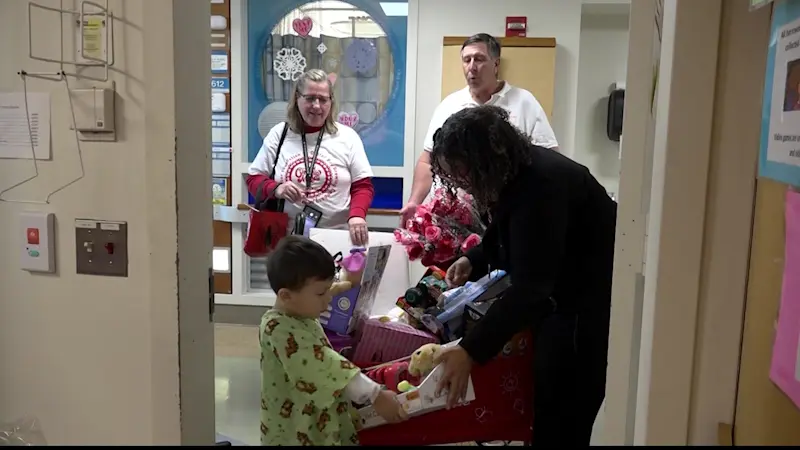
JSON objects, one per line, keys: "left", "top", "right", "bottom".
{"left": 266, "top": 235, "right": 335, "bottom": 293}
{"left": 461, "top": 33, "right": 501, "bottom": 59}
{"left": 431, "top": 105, "right": 534, "bottom": 211}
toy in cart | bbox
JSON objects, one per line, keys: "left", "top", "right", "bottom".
{"left": 314, "top": 254, "right": 532, "bottom": 445}
{"left": 355, "top": 329, "right": 534, "bottom": 445}
{"left": 350, "top": 270, "right": 532, "bottom": 446}
{"left": 356, "top": 339, "right": 476, "bottom": 430}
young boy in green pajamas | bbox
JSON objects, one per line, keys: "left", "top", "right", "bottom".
{"left": 259, "top": 236, "right": 407, "bottom": 446}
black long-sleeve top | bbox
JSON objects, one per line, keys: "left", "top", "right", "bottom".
{"left": 459, "top": 146, "right": 618, "bottom": 365}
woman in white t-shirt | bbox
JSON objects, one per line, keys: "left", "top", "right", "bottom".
{"left": 246, "top": 69, "right": 374, "bottom": 245}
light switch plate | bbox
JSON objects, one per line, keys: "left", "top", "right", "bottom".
{"left": 75, "top": 219, "right": 128, "bottom": 277}
{"left": 20, "top": 211, "right": 56, "bottom": 273}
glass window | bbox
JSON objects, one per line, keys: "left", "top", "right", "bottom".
{"left": 247, "top": 0, "right": 408, "bottom": 166}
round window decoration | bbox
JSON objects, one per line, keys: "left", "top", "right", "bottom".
{"left": 258, "top": 0, "right": 397, "bottom": 137}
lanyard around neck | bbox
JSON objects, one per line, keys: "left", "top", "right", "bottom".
{"left": 300, "top": 129, "right": 324, "bottom": 190}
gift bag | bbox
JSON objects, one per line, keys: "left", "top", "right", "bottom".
{"left": 350, "top": 318, "right": 439, "bottom": 368}
{"left": 243, "top": 207, "right": 289, "bottom": 257}
{"left": 243, "top": 124, "right": 289, "bottom": 258}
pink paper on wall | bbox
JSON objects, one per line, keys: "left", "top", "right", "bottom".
{"left": 770, "top": 189, "right": 800, "bottom": 409}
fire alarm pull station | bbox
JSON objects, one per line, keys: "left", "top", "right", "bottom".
{"left": 75, "top": 219, "right": 128, "bottom": 277}
{"left": 505, "top": 16, "right": 527, "bottom": 37}
{"left": 20, "top": 211, "right": 56, "bottom": 273}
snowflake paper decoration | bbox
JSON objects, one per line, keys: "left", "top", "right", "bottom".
{"left": 273, "top": 47, "right": 307, "bottom": 82}
{"left": 317, "top": 42, "right": 328, "bottom": 54}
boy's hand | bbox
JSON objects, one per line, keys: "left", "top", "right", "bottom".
{"left": 372, "top": 390, "right": 408, "bottom": 424}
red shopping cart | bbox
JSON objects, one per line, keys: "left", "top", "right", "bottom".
{"left": 357, "top": 332, "right": 534, "bottom": 446}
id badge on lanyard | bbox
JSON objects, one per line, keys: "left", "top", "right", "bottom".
{"left": 294, "top": 130, "right": 325, "bottom": 236}
{"left": 300, "top": 130, "right": 325, "bottom": 191}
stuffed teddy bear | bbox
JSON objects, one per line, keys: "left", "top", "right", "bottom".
{"left": 329, "top": 280, "right": 352, "bottom": 296}
{"left": 408, "top": 343, "right": 442, "bottom": 378}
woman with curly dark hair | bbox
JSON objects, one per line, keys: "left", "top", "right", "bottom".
{"left": 431, "top": 105, "right": 617, "bottom": 446}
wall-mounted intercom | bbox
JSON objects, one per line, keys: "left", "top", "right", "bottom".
{"left": 71, "top": 81, "right": 117, "bottom": 142}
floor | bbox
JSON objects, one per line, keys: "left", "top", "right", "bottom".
{"left": 215, "top": 324, "right": 261, "bottom": 446}
{"left": 213, "top": 323, "right": 607, "bottom": 446}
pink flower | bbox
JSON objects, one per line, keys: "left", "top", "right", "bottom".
{"left": 434, "top": 242, "right": 457, "bottom": 262}
{"left": 394, "top": 229, "right": 420, "bottom": 246}
{"left": 406, "top": 218, "right": 422, "bottom": 234}
{"left": 440, "top": 232, "right": 456, "bottom": 251}
{"left": 421, "top": 252, "right": 436, "bottom": 267}
{"left": 406, "top": 241, "right": 424, "bottom": 260}
{"left": 416, "top": 204, "right": 433, "bottom": 223}
{"left": 424, "top": 225, "right": 442, "bottom": 243}
{"left": 461, "top": 233, "right": 482, "bottom": 252}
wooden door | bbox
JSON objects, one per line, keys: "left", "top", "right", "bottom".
{"left": 211, "top": 0, "right": 232, "bottom": 294}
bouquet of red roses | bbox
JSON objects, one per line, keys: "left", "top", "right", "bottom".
{"left": 394, "top": 188, "right": 486, "bottom": 267}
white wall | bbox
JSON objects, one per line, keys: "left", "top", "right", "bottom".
{"left": 0, "top": 0, "right": 211, "bottom": 444}
{"left": 414, "top": 0, "right": 583, "bottom": 162}
{"left": 574, "top": 11, "right": 629, "bottom": 195}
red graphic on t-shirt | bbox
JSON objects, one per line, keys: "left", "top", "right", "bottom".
{"left": 282, "top": 155, "right": 338, "bottom": 203}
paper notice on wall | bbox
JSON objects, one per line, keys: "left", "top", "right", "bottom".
{"left": 0, "top": 93, "right": 51, "bottom": 160}
{"left": 759, "top": 2, "right": 800, "bottom": 186}
{"left": 82, "top": 17, "right": 104, "bottom": 60}
{"left": 770, "top": 189, "right": 800, "bottom": 408}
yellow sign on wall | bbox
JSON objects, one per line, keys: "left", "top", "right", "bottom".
{"left": 82, "top": 17, "right": 104, "bottom": 60}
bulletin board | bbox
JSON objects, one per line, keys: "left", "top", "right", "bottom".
{"left": 734, "top": 178, "right": 800, "bottom": 445}
{"left": 733, "top": 0, "right": 800, "bottom": 444}
{"left": 440, "top": 36, "right": 557, "bottom": 118}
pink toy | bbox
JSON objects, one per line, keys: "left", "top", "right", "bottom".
{"left": 340, "top": 247, "right": 366, "bottom": 285}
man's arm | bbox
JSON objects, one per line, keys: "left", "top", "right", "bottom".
{"left": 403, "top": 102, "right": 449, "bottom": 219}
{"left": 408, "top": 151, "right": 434, "bottom": 205}
{"left": 523, "top": 94, "right": 559, "bottom": 151}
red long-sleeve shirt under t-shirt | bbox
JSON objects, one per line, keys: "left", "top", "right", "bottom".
{"left": 245, "top": 124, "right": 374, "bottom": 221}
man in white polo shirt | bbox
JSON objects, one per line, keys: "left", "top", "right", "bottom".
{"left": 401, "top": 33, "right": 559, "bottom": 222}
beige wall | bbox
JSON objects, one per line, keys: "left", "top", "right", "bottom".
{"left": 607, "top": 0, "right": 771, "bottom": 444}
{"left": 0, "top": 0, "right": 211, "bottom": 444}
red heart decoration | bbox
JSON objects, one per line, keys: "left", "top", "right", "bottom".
{"left": 292, "top": 17, "right": 313, "bottom": 37}
{"left": 337, "top": 112, "right": 359, "bottom": 128}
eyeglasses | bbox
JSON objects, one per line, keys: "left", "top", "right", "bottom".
{"left": 298, "top": 93, "right": 331, "bottom": 105}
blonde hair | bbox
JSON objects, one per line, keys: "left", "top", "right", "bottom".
{"left": 286, "top": 69, "right": 338, "bottom": 135}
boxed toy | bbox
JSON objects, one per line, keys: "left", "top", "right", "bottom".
{"left": 318, "top": 244, "right": 392, "bottom": 335}
{"left": 395, "top": 269, "right": 510, "bottom": 341}
{"left": 356, "top": 339, "right": 476, "bottom": 430}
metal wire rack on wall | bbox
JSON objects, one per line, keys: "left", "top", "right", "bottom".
{"left": 0, "top": 0, "right": 115, "bottom": 205}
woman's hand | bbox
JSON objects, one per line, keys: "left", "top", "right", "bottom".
{"left": 434, "top": 345, "right": 474, "bottom": 409}
{"left": 275, "top": 181, "right": 306, "bottom": 204}
{"left": 348, "top": 217, "right": 369, "bottom": 246}
{"left": 445, "top": 256, "right": 473, "bottom": 287}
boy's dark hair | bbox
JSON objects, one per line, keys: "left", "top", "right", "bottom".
{"left": 461, "top": 33, "right": 502, "bottom": 59}
{"left": 266, "top": 236, "right": 335, "bottom": 293}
